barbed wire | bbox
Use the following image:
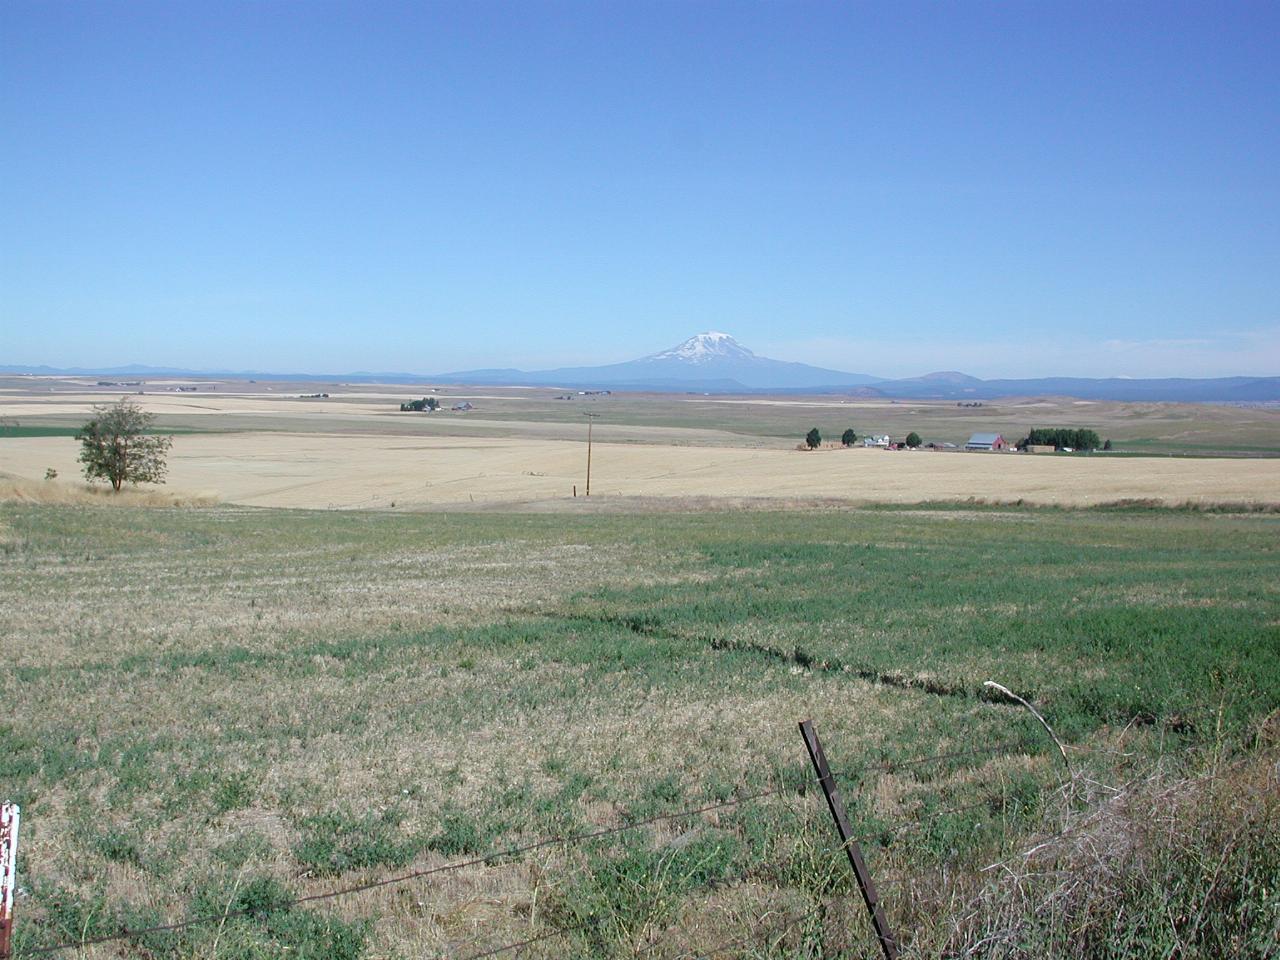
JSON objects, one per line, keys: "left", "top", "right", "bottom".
{"left": 449, "top": 860, "right": 835, "bottom": 960}
{"left": 19, "top": 783, "right": 795, "bottom": 957}
{"left": 455, "top": 863, "right": 788, "bottom": 960}
{"left": 13, "top": 734, "right": 1057, "bottom": 956}
{"left": 831, "top": 736, "right": 1041, "bottom": 781}
{"left": 15, "top": 717, "right": 1229, "bottom": 958}
{"left": 453, "top": 925, "right": 567, "bottom": 960}
{"left": 22, "top": 737, "right": 1059, "bottom": 953}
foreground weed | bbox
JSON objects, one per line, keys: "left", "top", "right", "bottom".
{"left": 295, "top": 808, "right": 420, "bottom": 877}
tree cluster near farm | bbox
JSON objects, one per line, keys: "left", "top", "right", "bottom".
{"left": 1022, "top": 427, "right": 1103, "bottom": 451}
{"left": 399, "top": 397, "right": 439, "bottom": 412}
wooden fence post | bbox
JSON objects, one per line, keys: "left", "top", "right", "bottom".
{"left": 0, "top": 803, "right": 19, "bottom": 960}
{"left": 799, "top": 719, "right": 899, "bottom": 960}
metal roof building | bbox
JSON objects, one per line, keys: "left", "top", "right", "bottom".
{"left": 965, "top": 433, "right": 1008, "bottom": 451}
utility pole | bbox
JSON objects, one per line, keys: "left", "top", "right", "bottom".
{"left": 583, "top": 412, "right": 600, "bottom": 496}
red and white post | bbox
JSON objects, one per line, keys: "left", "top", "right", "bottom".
{"left": 0, "top": 803, "right": 19, "bottom": 960}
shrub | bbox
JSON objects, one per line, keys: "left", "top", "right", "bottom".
{"left": 427, "top": 803, "right": 497, "bottom": 856}
{"left": 188, "top": 876, "right": 368, "bottom": 960}
{"left": 91, "top": 827, "right": 144, "bottom": 867}
{"left": 213, "top": 772, "right": 255, "bottom": 813}
{"left": 294, "top": 808, "right": 419, "bottom": 877}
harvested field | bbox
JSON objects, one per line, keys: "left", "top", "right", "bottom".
{"left": 3, "top": 503, "right": 1277, "bottom": 958}
{"left": 3, "top": 431, "right": 1278, "bottom": 509}
{"left": 3, "top": 378, "right": 1277, "bottom": 512}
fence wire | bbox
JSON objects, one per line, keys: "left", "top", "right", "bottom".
{"left": 453, "top": 925, "right": 567, "bottom": 960}
{"left": 454, "top": 862, "right": 800, "bottom": 960}
{"left": 13, "top": 720, "right": 1167, "bottom": 959}
{"left": 19, "top": 783, "right": 795, "bottom": 957}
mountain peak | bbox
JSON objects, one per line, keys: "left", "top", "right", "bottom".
{"left": 918, "top": 370, "right": 982, "bottom": 384}
{"left": 646, "top": 332, "right": 756, "bottom": 364}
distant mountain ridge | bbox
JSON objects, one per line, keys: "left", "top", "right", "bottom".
{"left": 427, "top": 333, "right": 1279, "bottom": 400}
{"left": 443, "top": 332, "right": 881, "bottom": 390}
{"left": 872, "top": 374, "right": 1279, "bottom": 403}
{"left": 4, "top": 332, "right": 1278, "bottom": 401}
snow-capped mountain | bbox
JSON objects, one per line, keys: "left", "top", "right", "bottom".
{"left": 432, "top": 332, "right": 880, "bottom": 390}
{"left": 643, "top": 332, "right": 757, "bottom": 364}
{"left": 426, "top": 335, "right": 1279, "bottom": 396}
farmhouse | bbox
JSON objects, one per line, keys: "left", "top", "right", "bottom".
{"left": 965, "top": 432, "right": 1008, "bottom": 451}
{"left": 862, "top": 434, "right": 891, "bottom": 448}
{"left": 451, "top": 401, "right": 475, "bottom": 412}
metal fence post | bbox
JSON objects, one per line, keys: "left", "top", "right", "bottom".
{"left": 798, "top": 719, "right": 899, "bottom": 960}
{"left": 0, "top": 803, "right": 19, "bottom": 960}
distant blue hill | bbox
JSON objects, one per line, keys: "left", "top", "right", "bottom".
{"left": 871, "top": 375, "right": 1280, "bottom": 403}
{"left": 427, "top": 333, "right": 1279, "bottom": 401}
{"left": 5, "top": 331, "right": 1277, "bottom": 401}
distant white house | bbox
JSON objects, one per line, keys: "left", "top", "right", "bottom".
{"left": 862, "top": 434, "right": 891, "bottom": 448}
{"left": 965, "top": 433, "right": 1008, "bottom": 451}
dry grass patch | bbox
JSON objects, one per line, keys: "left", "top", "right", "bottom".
{"left": 902, "top": 744, "right": 1280, "bottom": 959}
{"left": 0, "top": 474, "right": 218, "bottom": 507}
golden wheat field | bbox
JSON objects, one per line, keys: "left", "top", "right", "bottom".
{"left": 5, "top": 430, "right": 1280, "bottom": 509}
{"left": 2, "top": 379, "right": 1280, "bottom": 508}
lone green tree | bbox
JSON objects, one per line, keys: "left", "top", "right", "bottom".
{"left": 77, "top": 397, "right": 173, "bottom": 491}
{"left": 805, "top": 427, "right": 822, "bottom": 449}
{"left": 905, "top": 431, "right": 922, "bottom": 448}
{"left": 841, "top": 428, "right": 857, "bottom": 447}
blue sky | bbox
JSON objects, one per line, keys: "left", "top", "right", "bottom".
{"left": 2, "top": 1, "right": 1277, "bottom": 379}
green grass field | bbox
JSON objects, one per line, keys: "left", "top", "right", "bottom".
{"left": 2, "top": 503, "right": 1277, "bottom": 958}
{"left": 0, "top": 425, "right": 206, "bottom": 439}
